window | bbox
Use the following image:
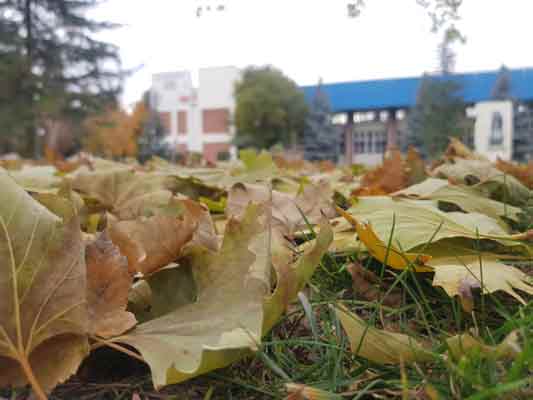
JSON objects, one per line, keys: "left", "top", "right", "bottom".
{"left": 353, "top": 132, "right": 364, "bottom": 153}
{"left": 203, "top": 108, "right": 230, "bottom": 133}
{"left": 178, "top": 111, "right": 187, "bottom": 134}
{"left": 489, "top": 111, "right": 504, "bottom": 147}
{"left": 163, "top": 80, "right": 176, "bottom": 91}
{"left": 159, "top": 112, "right": 171, "bottom": 135}
{"left": 375, "top": 131, "right": 387, "bottom": 153}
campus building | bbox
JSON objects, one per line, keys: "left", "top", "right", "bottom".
{"left": 150, "top": 66, "right": 240, "bottom": 163}
{"left": 302, "top": 67, "right": 533, "bottom": 165}
{"left": 151, "top": 66, "right": 533, "bottom": 164}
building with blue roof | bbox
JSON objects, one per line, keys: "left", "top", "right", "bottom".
{"left": 302, "top": 68, "right": 533, "bottom": 164}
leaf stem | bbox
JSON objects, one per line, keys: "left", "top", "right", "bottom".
{"left": 19, "top": 356, "right": 48, "bottom": 400}
{"left": 89, "top": 336, "right": 146, "bottom": 363}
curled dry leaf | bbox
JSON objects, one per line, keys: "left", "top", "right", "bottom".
{"left": 86, "top": 233, "right": 137, "bottom": 338}
{"left": 107, "top": 214, "right": 197, "bottom": 275}
{"left": 112, "top": 200, "right": 332, "bottom": 388}
{"left": 113, "top": 203, "right": 271, "bottom": 387}
{"left": 227, "top": 181, "right": 335, "bottom": 236}
{"left": 0, "top": 169, "right": 88, "bottom": 398}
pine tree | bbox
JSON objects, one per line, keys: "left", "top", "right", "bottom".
{"left": 303, "top": 81, "right": 339, "bottom": 162}
{"left": 137, "top": 91, "right": 170, "bottom": 163}
{"left": 405, "top": 27, "right": 469, "bottom": 158}
{"left": 0, "top": 0, "right": 123, "bottom": 157}
{"left": 491, "top": 65, "right": 512, "bottom": 100}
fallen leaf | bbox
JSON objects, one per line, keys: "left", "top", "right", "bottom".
{"left": 285, "top": 383, "right": 342, "bottom": 400}
{"left": 335, "top": 303, "right": 431, "bottom": 364}
{"left": 227, "top": 182, "right": 335, "bottom": 236}
{"left": 394, "top": 178, "right": 522, "bottom": 223}
{"left": 342, "top": 198, "right": 520, "bottom": 251}
{"left": 428, "top": 255, "right": 533, "bottom": 306}
{"left": 495, "top": 158, "right": 533, "bottom": 189}
{"left": 107, "top": 214, "right": 197, "bottom": 275}
{"left": 86, "top": 233, "right": 137, "bottom": 338}
{"left": 128, "top": 264, "right": 197, "bottom": 323}
{"left": 71, "top": 168, "right": 175, "bottom": 219}
{"left": 347, "top": 263, "right": 403, "bottom": 306}
{"left": 113, "top": 203, "right": 270, "bottom": 387}
{"left": 405, "top": 146, "right": 428, "bottom": 186}
{"left": 446, "top": 330, "right": 522, "bottom": 360}
{"left": 443, "top": 137, "right": 488, "bottom": 161}
{"left": 353, "top": 148, "right": 407, "bottom": 195}
{"left": 0, "top": 169, "right": 88, "bottom": 397}
{"left": 336, "top": 207, "right": 432, "bottom": 271}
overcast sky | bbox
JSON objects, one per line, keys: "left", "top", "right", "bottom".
{"left": 91, "top": 0, "right": 533, "bottom": 107}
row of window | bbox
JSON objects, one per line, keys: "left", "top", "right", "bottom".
{"left": 353, "top": 131, "right": 387, "bottom": 154}
{"left": 159, "top": 108, "right": 230, "bottom": 135}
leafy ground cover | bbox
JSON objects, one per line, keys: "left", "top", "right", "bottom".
{"left": 0, "top": 142, "right": 532, "bottom": 400}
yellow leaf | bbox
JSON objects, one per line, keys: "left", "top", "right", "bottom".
{"left": 335, "top": 303, "right": 432, "bottom": 364}
{"left": 336, "top": 207, "right": 432, "bottom": 271}
{"left": 428, "top": 255, "right": 533, "bottom": 306}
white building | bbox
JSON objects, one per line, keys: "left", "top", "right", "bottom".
{"left": 472, "top": 100, "right": 513, "bottom": 162}
{"left": 150, "top": 66, "right": 241, "bottom": 163}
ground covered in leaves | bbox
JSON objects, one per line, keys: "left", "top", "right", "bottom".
{"left": 1, "top": 141, "right": 532, "bottom": 400}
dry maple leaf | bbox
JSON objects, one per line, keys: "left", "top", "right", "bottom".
{"left": 495, "top": 158, "right": 533, "bottom": 189}
{"left": 0, "top": 169, "right": 88, "bottom": 399}
{"left": 86, "top": 233, "right": 137, "bottom": 338}
{"left": 107, "top": 214, "right": 197, "bottom": 275}
{"left": 353, "top": 148, "right": 407, "bottom": 196}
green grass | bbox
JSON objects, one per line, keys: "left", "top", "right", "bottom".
{"left": 36, "top": 246, "right": 532, "bottom": 400}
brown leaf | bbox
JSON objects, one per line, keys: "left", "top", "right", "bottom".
{"left": 405, "top": 146, "right": 427, "bottom": 186}
{"left": 347, "top": 263, "right": 402, "bottom": 307}
{"left": 353, "top": 149, "right": 407, "bottom": 196}
{"left": 443, "top": 137, "right": 487, "bottom": 161}
{"left": 495, "top": 158, "right": 533, "bottom": 189}
{"left": 227, "top": 182, "right": 335, "bottom": 237}
{"left": 107, "top": 214, "right": 197, "bottom": 275}
{"left": 86, "top": 233, "right": 137, "bottom": 338}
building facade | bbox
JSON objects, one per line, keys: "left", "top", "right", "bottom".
{"left": 303, "top": 67, "right": 533, "bottom": 165}
{"left": 150, "top": 66, "right": 241, "bottom": 163}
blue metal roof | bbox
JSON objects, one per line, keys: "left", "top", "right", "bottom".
{"left": 301, "top": 68, "right": 533, "bottom": 113}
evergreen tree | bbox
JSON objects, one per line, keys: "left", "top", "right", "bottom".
{"left": 303, "top": 81, "right": 339, "bottom": 162}
{"left": 137, "top": 91, "right": 170, "bottom": 163}
{"left": 0, "top": 0, "right": 123, "bottom": 156}
{"left": 405, "top": 27, "right": 469, "bottom": 158}
{"left": 491, "top": 65, "right": 512, "bottom": 100}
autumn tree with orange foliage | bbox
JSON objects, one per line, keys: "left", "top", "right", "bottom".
{"left": 83, "top": 102, "right": 148, "bottom": 158}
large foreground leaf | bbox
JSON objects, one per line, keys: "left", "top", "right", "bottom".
{"left": 114, "top": 204, "right": 270, "bottom": 387}
{"left": 115, "top": 201, "right": 332, "bottom": 387}
{"left": 0, "top": 169, "right": 88, "bottom": 398}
